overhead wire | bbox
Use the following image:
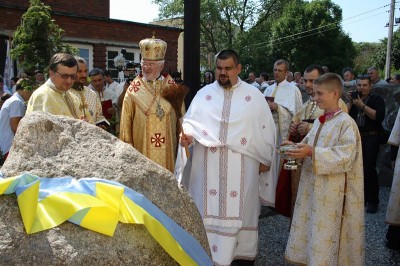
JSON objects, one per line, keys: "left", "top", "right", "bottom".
{"left": 246, "top": 2, "right": 394, "bottom": 49}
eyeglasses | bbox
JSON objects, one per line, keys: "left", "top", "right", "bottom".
{"left": 55, "top": 70, "right": 78, "bottom": 80}
{"left": 357, "top": 74, "right": 370, "bottom": 79}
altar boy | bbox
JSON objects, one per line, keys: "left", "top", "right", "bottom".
{"left": 283, "top": 73, "right": 365, "bottom": 265}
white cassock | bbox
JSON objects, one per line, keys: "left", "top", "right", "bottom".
{"left": 175, "top": 79, "right": 276, "bottom": 266}
{"left": 264, "top": 80, "right": 303, "bottom": 179}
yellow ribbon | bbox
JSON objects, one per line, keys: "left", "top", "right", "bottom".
{"left": 0, "top": 176, "right": 200, "bottom": 266}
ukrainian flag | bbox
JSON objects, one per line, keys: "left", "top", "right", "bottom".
{"left": 0, "top": 173, "right": 212, "bottom": 266}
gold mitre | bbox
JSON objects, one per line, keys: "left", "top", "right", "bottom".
{"left": 139, "top": 35, "right": 167, "bottom": 61}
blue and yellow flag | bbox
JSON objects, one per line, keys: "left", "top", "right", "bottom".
{"left": 0, "top": 173, "right": 212, "bottom": 266}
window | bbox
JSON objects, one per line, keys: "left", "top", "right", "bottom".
{"left": 68, "top": 43, "right": 93, "bottom": 69}
{"left": 106, "top": 47, "right": 140, "bottom": 81}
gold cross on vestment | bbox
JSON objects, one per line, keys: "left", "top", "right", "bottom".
{"left": 79, "top": 102, "right": 88, "bottom": 112}
{"left": 324, "top": 235, "right": 337, "bottom": 248}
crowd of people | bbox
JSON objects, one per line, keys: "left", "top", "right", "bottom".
{"left": 0, "top": 36, "right": 399, "bottom": 265}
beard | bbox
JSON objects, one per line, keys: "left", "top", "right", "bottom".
{"left": 217, "top": 75, "right": 232, "bottom": 88}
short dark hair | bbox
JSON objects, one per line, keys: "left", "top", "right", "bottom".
{"left": 342, "top": 67, "right": 355, "bottom": 76}
{"left": 89, "top": 68, "right": 104, "bottom": 77}
{"left": 15, "top": 78, "right": 27, "bottom": 91}
{"left": 314, "top": 73, "right": 343, "bottom": 96}
{"left": 304, "top": 64, "right": 325, "bottom": 76}
{"left": 274, "top": 59, "right": 289, "bottom": 71}
{"left": 1, "top": 94, "right": 11, "bottom": 102}
{"left": 260, "top": 72, "right": 269, "bottom": 81}
{"left": 103, "top": 70, "right": 111, "bottom": 77}
{"left": 216, "top": 49, "right": 240, "bottom": 66}
{"left": 49, "top": 53, "right": 78, "bottom": 72}
{"left": 393, "top": 73, "right": 400, "bottom": 82}
{"left": 357, "top": 75, "right": 372, "bottom": 84}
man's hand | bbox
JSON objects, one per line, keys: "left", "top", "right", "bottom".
{"left": 352, "top": 96, "right": 364, "bottom": 109}
{"left": 80, "top": 115, "right": 89, "bottom": 122}
{"left": 289, "top": 122, "right": 299, "bottom": 136}
{"left": 259, "top": 163, "right": 270, "bottom": 173}
{"left": 107, "top": 107, "right": 116, "bottom": 115}
{"left": 179, "top": 132, "right": 193, "bottom": 147}
{"left": 268, "top": 101, "right": 278, "bottom": 111}
{"left": 280, "top": 140, "right": 295, "bottom": 146}
{"left": 285, "top": 143, "right": 312, "bottom": 159}
{"left": 297, "top": 121, "right": 309, "bottom": 136}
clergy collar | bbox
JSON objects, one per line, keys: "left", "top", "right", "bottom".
{"left": 46, "top": 79, "right": 67, "bottom": 94}
{"left": 276, "top": 79, "right": 289, "bottom": 86}
{"left": 142, "top": 75, "right": 163, "bottom": 83}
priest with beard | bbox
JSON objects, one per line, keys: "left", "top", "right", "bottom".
{"left": 176, "top": 49, "right": 276, "bottom": 266}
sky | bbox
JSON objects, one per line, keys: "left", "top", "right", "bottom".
{"left": 109, "top": 0, "right": 397, "bottom": 43}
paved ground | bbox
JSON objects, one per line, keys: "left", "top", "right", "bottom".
{"left": 256, "top": 186, "right": 400, "bottom": 265}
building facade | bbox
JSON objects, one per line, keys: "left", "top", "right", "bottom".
{"left": 0, "top": 0, "right": 181, "bottom": 80}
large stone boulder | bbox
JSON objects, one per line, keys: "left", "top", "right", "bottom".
{"left": 0, "top": 112, "right": 210, "bottom": 265}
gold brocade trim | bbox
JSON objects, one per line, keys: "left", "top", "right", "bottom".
{"left": 271, "top": 83, "right": 279, "bottom": 97}
{"left": 312, "top": 122, "right": 323, "bottom": 174}
{"left": 49, "top": 85, "right": 80, "bottom": 119}
{"left": 62, "top": 93, "right": 79, "bottom": 119}
{"left": 338, "top": 172, "right": 348, "bottom": 261}
{"left": 77, "top": 91, "right": 88, "bottom": 119}
{"left": 129, "top": 75, "right": 173, "bottom": 117}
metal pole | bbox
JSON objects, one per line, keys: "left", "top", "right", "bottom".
{"left": 184, "top": 0, "right": 200, "bottom": 108}
{"left": 385, "top": 0, "right": 395, "bottom": 79}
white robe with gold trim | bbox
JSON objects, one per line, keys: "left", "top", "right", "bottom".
{"left": 265, "top": 80, "right": 303, "bottom": 180}
{"left": 285, "top": 111, "right": 365, "bottom": 266}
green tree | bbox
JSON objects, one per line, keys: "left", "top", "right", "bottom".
{"left": 267, "top": 0, "right": 355, "bottom": 73}
{"left": 352, "top": 42, "right": 383, "bottom": 75}
{"left": 367, "top": 28, "right": 400, "bottom": 75}
{"left": 154, "top": 0, "right": 289, "bottom": 69}
{"left": 11, "top": 0, "right": 76, "bottom": 78}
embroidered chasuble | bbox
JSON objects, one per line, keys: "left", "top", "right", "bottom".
{"left": 70, "top": 85, "right": 104, "bottom": 123}
{"left": 27, "top": 79, "right": 91, "bottom": 121}
{"left": 387, "top": 110, "right": 400, "bottom": 226}
{"left": 120, "top": 74, "right": 179, "bottom": 172}
{"left": 285, "top": 111, "right": 365, "bottom": 265}
{"left": 175, "top": 79, "right": 276, "bottom": 265}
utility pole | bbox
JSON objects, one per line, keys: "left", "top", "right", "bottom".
{"left": 385, "top": 0, "right": 396, "bottom": 79}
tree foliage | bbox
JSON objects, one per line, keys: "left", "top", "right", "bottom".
{"left": 352, "top": 42, "right": 383, "bottom": 75}
{"left": 155, "top": 0, "right": 355, "bottom": 76}
{"left": 367, "top": 28, "right": 400, "bottom": 75}
{"left": 266, "top": 0, "right": 355, "bottom": 73}
{"left": 11, "top": 0, "right": 76, "bottom": 76}
{"left": 154, "top": 0, "right": 289, "bottom": 68}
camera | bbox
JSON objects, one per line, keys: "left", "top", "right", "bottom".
{"left": 351, "top": 90, "right": 360, "bottom": 100}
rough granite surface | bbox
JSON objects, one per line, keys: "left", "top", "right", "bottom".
{"left": 0, "top": 111, "right": 210, "bottom": 265}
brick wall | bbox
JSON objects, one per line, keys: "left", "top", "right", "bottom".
{"left": 1, "top": 0, "right": 109, "bottom": 19}
{"left": 0, "top": 4, "right": 181, "bottom": 73}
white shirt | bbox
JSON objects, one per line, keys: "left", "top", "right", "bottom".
{"left": 0, "top": 93, "right": 26, "bottom": 155}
